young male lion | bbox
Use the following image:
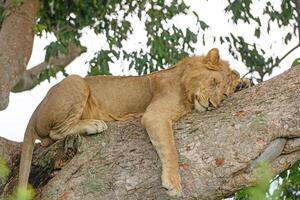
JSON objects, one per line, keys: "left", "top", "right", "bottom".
{"left": 19, "top": 48, "right": 244, "bottom": 196}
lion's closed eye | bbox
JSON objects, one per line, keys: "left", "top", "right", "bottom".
{"left": 210, "top": 78, "right": 221, "bottom": 87}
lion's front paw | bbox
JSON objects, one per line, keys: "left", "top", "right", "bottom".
{"left": 85, "top": 120, "right": 108, "bottom": 135}
{"left": 161, "top": 170, "right": 182, "bottom": 197}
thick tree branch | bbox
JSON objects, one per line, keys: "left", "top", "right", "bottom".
{"left": 11, "top": 43, "right": 86, "bottom": 93}
{"left": 0, "top": 0, "right": 39, "bottom": 110}
{"left": 1, "top": 65, "right": 300, "bottom": 199}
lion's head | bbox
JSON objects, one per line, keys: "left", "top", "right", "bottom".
{"left": 181, "top": 48, "right": 243, "bottom": 111}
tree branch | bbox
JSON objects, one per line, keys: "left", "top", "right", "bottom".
{"left": 11, "top": 43, "right": 87, "bottom": 93}
{"left": 1, "top": 65, "right": 300, "bottom": 199}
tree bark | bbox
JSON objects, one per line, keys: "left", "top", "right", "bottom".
{"left": 0, "top": 0, "right": 39, "bottom": 110}
{"left": 1, "top": 65, "right": 300, "bottom": 200}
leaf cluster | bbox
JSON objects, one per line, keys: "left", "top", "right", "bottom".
{"left": 37, "top": 0, "right": 205, "bottom": 76}
{"left": 0, "top": 157, "right": 34, "bottom": 200}
{"left": 235, "top": 161, "right": 300, "bottom": 200}
{"left": 224, "top": 0, "right": 297, "bottom": 82}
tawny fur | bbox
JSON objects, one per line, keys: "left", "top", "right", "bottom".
{"left": 18, "top": 48, "right": 243, "bottom": 197}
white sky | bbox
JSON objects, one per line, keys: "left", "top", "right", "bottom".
{"left": 1, "top": 0, "right": 300, "bottom": 142}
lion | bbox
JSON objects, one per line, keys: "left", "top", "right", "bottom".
{"left": 18, "top": 48, "right": 246, "bottom": 197}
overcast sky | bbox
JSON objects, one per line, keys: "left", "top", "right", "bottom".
{"left": 1, "top": 0, "right": 299, "bottom": 142}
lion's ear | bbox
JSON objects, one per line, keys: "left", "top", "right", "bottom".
{"left": 204, "top": 48, "right": 220, "bottom": 70}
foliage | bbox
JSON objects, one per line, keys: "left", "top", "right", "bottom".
{"left": 292, "top": 58, "right": 300, "bottom": 67}
{"left": 0, "top": 157, "right": 34, "bottom": 200}
{"left": 38, "top": 65, "right": 68, "bottom": 82}
{"left": 33, "top": 0, "right": 299, "bottom": 82}
{"left": 37, "top": 0, "right": 205, "bottom": 76}
{"left": 220, "top": 34, "right": 275, "bottom": 82}
{"left": 235, "top": 161, "right": 300, "bottom": 200}
{"left": 235, "top": 162, "right": 272, "bottom": 200}
{"left": 5, "top": 187, "right": 35, "bottom": 200}
{"left": 224, "top": 0, "right": 298, "bottom": 82}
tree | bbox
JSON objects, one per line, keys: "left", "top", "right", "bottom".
{"left": 1, "top": 0, "right": 299, "bottom": 109}
{"left": 0, "top": 0, "right": 300, "bottom": 199}
{"left": 0, "top": 65, "right": 300, "bottom": 199}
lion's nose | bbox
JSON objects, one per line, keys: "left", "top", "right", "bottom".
{"left": 235, "top": 78, "right": 252, "bottom": 92}
{"left": 207, "top": 101, "right": 215, "bottom": 111}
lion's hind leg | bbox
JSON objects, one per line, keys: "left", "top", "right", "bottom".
{"left": 49, "top": 119, "right": 107, "bottom": 140}
{"left": 36, "top": 75, "right": 107, "bottom": 145}
{"left": 49, "top": 119, "right": 107, "bottom": 153}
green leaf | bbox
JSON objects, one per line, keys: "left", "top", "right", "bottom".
{"left": 284, "top": 32, "right": 292, "bottom": 44}
{"left": 199, "top": 20, "right": 209, "bottom": 30}
{"left": 44, "top": 42, "right": 67, "bottom": 63}
{"left": 34, "top": 24, "right": 47, "bottom": 36}
{"left": 254, "top": 28, "right": 260, "bottom": 38}
{"left": 186, "top": 28, "right": 197, "bottom": 43}
{"left": 291, "top": 58, "right": 300, "bottom": 67}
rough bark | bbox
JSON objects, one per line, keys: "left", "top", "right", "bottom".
{"left": 12, "top": 43, "right": 87, "bottom": 93}
{"left": 0, "top": 0, "right": 39, "bottom": 110}
{"left": 1, "top": 65, "right": 300, "bottom": 200}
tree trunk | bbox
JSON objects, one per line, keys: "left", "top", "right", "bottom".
{"left": 1, "top": 65, "right": 300, "bottom": 200}
{"left": 0, "top": 0, "right": 39, "bottom": 110}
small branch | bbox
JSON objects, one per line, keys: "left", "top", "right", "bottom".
{"left": 272, "top": 43, "right": 300, "bottom": 68}
{"left": 11, "top": 43, "right": 86, "bottom": 93}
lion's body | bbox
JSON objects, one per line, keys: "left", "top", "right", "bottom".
{"left": 84, "top": 76, "right": 153, "bottom": 120}
{"left": 18, "top": 48, "right": 244, "bottom": 196}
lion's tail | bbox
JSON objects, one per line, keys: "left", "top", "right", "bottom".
{"left": 18, "top": 116, "right": 37, "bottom": 188}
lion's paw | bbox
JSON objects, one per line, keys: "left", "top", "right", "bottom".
{"left": 85, "top": 120, "right": 108, "bottom": 135}
{"left": 161, "top": 170, "right": 182, "bottom": 197}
